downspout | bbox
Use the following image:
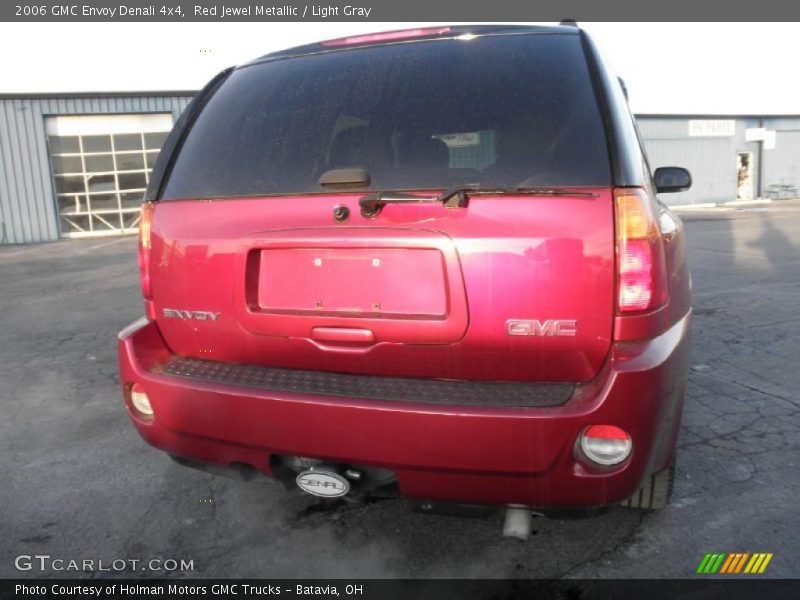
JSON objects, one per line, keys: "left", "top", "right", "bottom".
{"left": 757, "top": 118, "right": 764, "bottom": 199}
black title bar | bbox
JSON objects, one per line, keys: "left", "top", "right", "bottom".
{"left": 4, "top": 579, "right": 800, "bottom": 600}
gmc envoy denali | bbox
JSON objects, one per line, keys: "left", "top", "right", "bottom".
{"left": 118, "top": 24, "right": 692, "bottom": 531}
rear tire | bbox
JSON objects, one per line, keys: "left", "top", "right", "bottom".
{"left": 621, "top": 460, "right": 675, "bottom": 510}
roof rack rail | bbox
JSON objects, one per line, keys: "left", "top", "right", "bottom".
{"left": 559, "top": 19, "right": 579, "bottom": 28}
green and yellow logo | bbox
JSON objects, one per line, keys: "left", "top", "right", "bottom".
{"left": 696, "top": 552, "right": 773, "bottom": 574}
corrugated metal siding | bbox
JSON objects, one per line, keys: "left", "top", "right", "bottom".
{"left": 762, "top": 118, "right": 800, "bottom": 195}
{"left": 763, "top": 132, "right": 800, "bottom": 193}
{"left": 644, "top": 138, "right": 734, "bottom": 205}
{"left": 763, "top": 117, "right": 800, "bottom": 131}
{"left": 0, "top": 95, "right": 193, "bottom": 244}
{"left": 636, "top": 117, "right": 762, "bottom": 206}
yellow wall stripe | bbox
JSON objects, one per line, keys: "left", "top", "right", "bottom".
{"left": 750, "top": 554, "right": 766, "bottom": 573}
{"left": 758, "top": 553, "right": 773, "bottom": 573}
{"left": 744, "top": 554, "right": 759, "bottom": 573}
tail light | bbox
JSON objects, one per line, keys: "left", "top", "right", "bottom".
{"left": 138, "top": 203, "right": 156, "bottom": 319}
{"left": 614, "top": 188, "right": 668, "bottom": 313}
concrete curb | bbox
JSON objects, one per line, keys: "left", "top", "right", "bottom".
{"left": 671, "top": 198, "right": 788, "bottom": 211}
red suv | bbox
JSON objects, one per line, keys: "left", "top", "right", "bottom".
{"left": 119, "top": 24, "right": 692, "bottom": 515}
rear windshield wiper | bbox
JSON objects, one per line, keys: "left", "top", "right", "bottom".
{"left": 359, "top": 185, "right": 596, "bottom": 216}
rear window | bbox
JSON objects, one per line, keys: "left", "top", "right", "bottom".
{"left": 162, "top": 34, "right": 611, "bottom": 200}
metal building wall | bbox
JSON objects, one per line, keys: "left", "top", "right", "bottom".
{"left": 636, "top": 117, "right": 762, "bottom": 206}
{"left": 762, "top": 117, "right": 800, "bottom": 194}
{"left": 0, "top": 94, "right": 193, "bottom": 244}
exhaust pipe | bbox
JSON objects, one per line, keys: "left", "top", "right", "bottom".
{"left": 503, "top": 507, "right": 533, "bottom": 540}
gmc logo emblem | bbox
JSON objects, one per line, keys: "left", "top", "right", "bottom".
{"left": 506, "top": 319, "right": 578, "bottom": 337}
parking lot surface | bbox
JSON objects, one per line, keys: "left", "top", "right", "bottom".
{"left": 1, "top": 202, "right": 799, "bottom": 579}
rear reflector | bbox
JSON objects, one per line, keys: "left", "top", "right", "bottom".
{"left": 580, "top": 425, "right": 632, "bottom": 466}
{"left": 129, "top": 383, "right": 153, "bottom": 418}
{"left": 321, "top": 27, "right": 451, "bottom": 47}
{"left": 614, "top": 188, "right": 667, "bottom": 313}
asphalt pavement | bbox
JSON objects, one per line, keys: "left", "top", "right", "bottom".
{"left": 1, "top": 202, "right": 798, "bottom": 579}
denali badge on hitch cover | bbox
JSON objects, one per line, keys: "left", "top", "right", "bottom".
{"left": 506, "top": 319, "right": 578, "bottom": 337}
{"left": 296, "top": 470, "right": 350, "bottom": 498}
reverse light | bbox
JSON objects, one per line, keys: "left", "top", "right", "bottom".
{"left": 580, "top": 425, "right": 632, "bottom": 466}
{"left": 129, "top": 383, "right": 154, "bottom": 418}
{"left": 614, "top": 189, "right": 668, "bottom": 313}
{"left": 619, "top": 239, "right": 654, "bottom": 310}
{"left": 321, "top": 27, "right": 451, "bottom": 47}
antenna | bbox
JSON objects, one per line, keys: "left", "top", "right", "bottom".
{"left": 559, "top": 19, "right": 579, "bottom": 28}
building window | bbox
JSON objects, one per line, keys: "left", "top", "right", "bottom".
{"left": 45, "top": 113, "right": 173, "bottom": 237}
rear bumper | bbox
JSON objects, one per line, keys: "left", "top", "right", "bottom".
{"left": 118, "top": 313, "right": 691, "bottom": 507}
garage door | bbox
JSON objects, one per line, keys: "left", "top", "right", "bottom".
{"left": 45, "top": 113, "right": 172, "bottom": 238}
